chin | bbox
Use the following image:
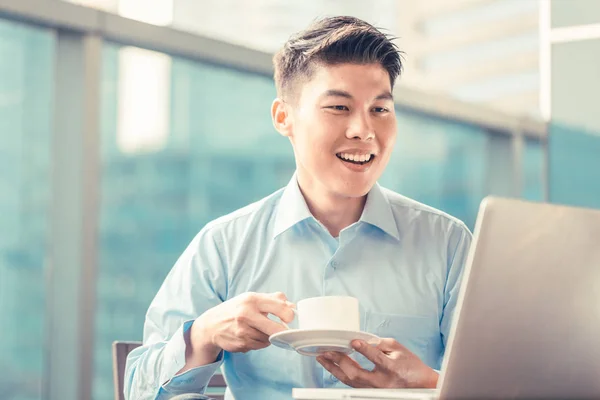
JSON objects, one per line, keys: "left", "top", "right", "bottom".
{"left": 333, "top": 179, "right": 374, "bottom": 198}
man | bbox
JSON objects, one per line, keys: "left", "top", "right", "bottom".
{"left": 125, "top": 16, "right": 471, "bottom": 400}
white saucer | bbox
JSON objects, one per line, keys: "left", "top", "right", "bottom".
{"left": 269, "top": 329, "right": 380, "bottom": 356}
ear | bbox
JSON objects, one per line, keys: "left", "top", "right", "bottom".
{"left": 271, "top": 98, "right": 293, "bottom": 138}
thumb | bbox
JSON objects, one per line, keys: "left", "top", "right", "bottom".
{"left": 377, "top": 338, "right": 405, "bottom": 352}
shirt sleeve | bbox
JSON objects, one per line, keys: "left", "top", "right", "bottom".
{"left": 439, "top": 223, "right": 472, "bottom": 352}
{"left": 124, "top": 226, "right": 228, "bottom": 400}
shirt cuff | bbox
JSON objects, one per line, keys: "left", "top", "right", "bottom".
{"left": 159, "top": 320, "right": 224, "bottom": 395}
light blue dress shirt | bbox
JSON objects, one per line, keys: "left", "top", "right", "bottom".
{"left": 125, "top": 174, "right": 472, "bottom": 400}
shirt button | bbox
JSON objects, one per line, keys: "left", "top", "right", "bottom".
{"left": 330, "top": 261, "right": 338, "bottom": 268}
{"left": 330, "top": 374, "right": 339, "bottom": 383}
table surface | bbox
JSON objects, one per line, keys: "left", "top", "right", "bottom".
{"left": 292, "top": 388, "right": 438, "bottom": 400}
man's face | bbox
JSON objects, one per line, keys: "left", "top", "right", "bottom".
{"left": 277, "top": 62, "right": 397, "bottom": 199}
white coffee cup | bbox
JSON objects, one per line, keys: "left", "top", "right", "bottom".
{"left": 293, "top": 296, "right": 360, "bottom": 331}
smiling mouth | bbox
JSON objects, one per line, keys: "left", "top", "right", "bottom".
{"left": 335, "top": 153, "right": 375, "bottom": 165}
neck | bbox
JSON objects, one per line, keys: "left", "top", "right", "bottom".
{"left": 296, "top": 175, "right": 367, "bottom": 238}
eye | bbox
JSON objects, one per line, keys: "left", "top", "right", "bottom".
{"left": 326, "top": 105, "right": 349, "bottom": 111}
{"left": 372, "top": 107, "right": 389, "bottom": 113}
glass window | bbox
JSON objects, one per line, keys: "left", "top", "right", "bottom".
{"left": 94, "top": 43, "right": 294, "bottom": 399}
{"left": 552, "top": 39, "right": 600, "bottom": 134}
{"left": 452, "top": 71, "right": 539, "bottom": 103}
{"left": 485, "top": 131, "right": 516, "bottom": 198}
{"left": 551, "top": 0, "right": 600, "bottom": 28}
{"left": 423, "top": 0, "right": 538, "bottom": 36}
{"left": 0, "top": 18, "right": 54, "bottom": 400}
{"left": 380, "top": 110, "right": 488, "bottom": 229}
{"left": 422, "top": 32, "right": 539, "bottom": 73}
{"left": 549, "top": 123, "right": 600, "bottom": 209}
{"left": 522, "top": 138, "right": 545, "bottom": 201}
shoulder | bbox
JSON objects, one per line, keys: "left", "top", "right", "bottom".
{"left": 380, "top": 185, "right": 472, "bottom": 239}
{"left": 193, "top": 187, "right": 285, "bottom": 244}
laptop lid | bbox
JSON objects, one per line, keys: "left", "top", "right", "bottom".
{"left": 439, "top": 197, "right": 600, "bottom": 399}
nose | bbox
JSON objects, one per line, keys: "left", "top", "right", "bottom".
{"left": 346, "top": 110, "right": 375, "bottom": 141}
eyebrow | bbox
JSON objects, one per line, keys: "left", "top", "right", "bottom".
{"left": 323, "top": 89, "right": 353, "bottom": 99}
{"left": 322, "top": 89, "right": 394, "bottom": 101}
{"left": 375, "top": 91, "right": 394, "bottom": 101}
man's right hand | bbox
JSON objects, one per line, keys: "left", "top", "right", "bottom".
{"left": 181, "top": 292, "right": 295, "bottom": 371}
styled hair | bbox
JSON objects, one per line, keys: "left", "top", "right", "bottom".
{"left": 273, "top": 16, "right": 403, "bottom": 99}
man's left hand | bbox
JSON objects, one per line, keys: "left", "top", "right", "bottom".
{"left": 316, "top": 338, "right": 439, "bottom": 389}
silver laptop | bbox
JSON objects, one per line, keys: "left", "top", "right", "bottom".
{"left": 293, "top": 197, "right": 600, "bottom": 400}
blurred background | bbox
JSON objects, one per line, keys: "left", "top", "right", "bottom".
{"left": 0, "top": 0, "right": 598, "bottom": 399}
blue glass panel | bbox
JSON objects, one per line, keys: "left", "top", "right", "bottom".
{"left": 522, "top": 138, "right": 545, "bottom": 202}
{"left": 380, "top": 110, "right": 488, "bottom": 229}
{"left": 549, "top": 123, "right": 600, "bottom": 209}
{"left": 0, "top": 18, "right": 54, "bottom": 400}
{"left": 94, "top": 44, "right": 294, "bottom": 398}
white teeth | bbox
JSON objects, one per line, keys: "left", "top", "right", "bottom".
{"left": 338, "top": 153, "right": 373, "bottom": 162}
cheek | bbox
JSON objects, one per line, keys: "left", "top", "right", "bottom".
{"left": 379, "top": 127, "right": 397, "bottom": 150}
{"left": 375, "top": 115, "right": 396, "bottom": 136}
{"left": 290, "top": 123, "right": 333, "bottom": 166}
{"left": 376, "top": 130, "right": 397, "bottom": 166}
{"left": 297, "top": 118, "right": 338, "bottom": 152}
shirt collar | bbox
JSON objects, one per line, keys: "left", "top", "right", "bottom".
{"left": 273, "top": 173, "right": 313, "bottom": 239}
{"left": 359, "top": 182, "right": 400, "bottom": 241}
{"left": 273, "top": 174, "right": 400, "bottom": 241}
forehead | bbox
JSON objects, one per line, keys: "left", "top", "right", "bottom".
{"left": 297, "top": 62, "right": 392, "bottom": 102}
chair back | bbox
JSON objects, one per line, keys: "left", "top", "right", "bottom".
{"left": 112, "top": 340, "right": 227, "bottom": 400}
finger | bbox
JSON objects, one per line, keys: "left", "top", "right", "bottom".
{"left": 351, "top": 340, "right": 391, "bottom": 369}
{"left": 247, "top": 337, "right": 270, "bottom": 350}
{"left": 248, "top": 313, "right": 290, "bottom": 336}
{"left": 234, "top": 337, "right": 270, "bottom": 353}
{"left": 324, "top": 352, "right": 374, "bottom": 385}
{"left": 255, "top": 295, "right": 296, "bottom": 323}
{"left": 271, "top": 291, "right": 288, "bottom": 302}
{"left": 227, "top": 325, "right": 270, "bottom": 353}
{"left": 317, "top": 356, "right": 361, "bottom": 388}
{"left": 237, "top": 326, "right": 271, "bottom": 351}
{"left": 245, "top": 326, "right": 271, "bottom": 344}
